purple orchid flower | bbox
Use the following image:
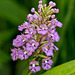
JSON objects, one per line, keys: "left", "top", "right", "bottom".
{"left": 11, "top": 48, "right": 24, "bottom": 61}
{"left": 42, "top": 44, "right": 54, "bottom": 56}
{"left": 42, "top": 57, "right": 53, "bottom": 70}
{"left": 18, "top": 22, "right": 30, "bottom": 31}
{"left": 23, "top": 46, "right": 32, "bottom": 59}
{"left": 26, "top": 39, "right": 39, "bottom": 52}
{"left": 13, "top": 34, "right": 28, "bottom": 47}
{"left": 29, "top": 61, "right": 41, "bottom": 73}
{"left": 37, "top": 24, "right": 48, "bottom": 35}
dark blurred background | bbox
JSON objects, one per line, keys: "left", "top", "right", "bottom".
{"left": 0, "top": 0, "right": 75, "bottom": 75}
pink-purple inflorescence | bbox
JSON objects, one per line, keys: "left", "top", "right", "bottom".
{"left": 11, "top": 0, "right": 62, "bottom": 73}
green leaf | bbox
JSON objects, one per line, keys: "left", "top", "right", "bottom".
{"left": 42, "top": 60, "right": 75, "bottom": 75}
{"left": 0, "top": 0, "right": 29, "bottom": 25}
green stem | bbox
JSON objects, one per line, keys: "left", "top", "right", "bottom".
{"left": 35, "top": 11, "right": 41, "bottom": 18}
{"left": 41, "top": 5, "right": 44, "bottom": 12}
{"left": 38, "top": 54, "right": 47, "bottom": 58}
{"left": 38, "top": 41, "right": 53, "bottom": 49}
{"left": 31, "top": 22, "right": 38, "bottom": 27}
{"left": 41, "top": 41, "right": 53, "bottom": 44}
{"left": 28, "top": 72, "right": 32, "bottom": 75}
{"left": 41, "top": 36, "right": 46, "bottom": 43}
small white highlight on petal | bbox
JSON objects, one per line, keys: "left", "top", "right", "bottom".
{"left": 51, "top": 34, "right": 54, "bottom": 36}
{"left": 42, "top": 28, "right": 45, "bottom": 30}
{"left": 45, "top": 48, "right": 48, "bottom": 51}
{"left": 32, "top": 43, "right": 35, "bottom": 46}
{"left": 45, "top": 61, "right": 47, "bottom": 63}
{"left": 32, "top": 64, "right": 35, "bottom": 67}
{"left": 24, "top": 51, "right": 27, "bottom": 54}
{"left": 23, "top": 38, "right": 26, "bottom": 42}
{"left": 30, "top": 32, "right": 33, "bottom": 34}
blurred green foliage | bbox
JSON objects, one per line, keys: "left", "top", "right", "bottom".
{"left": 0, "top": 0, "right": 75, "bottom": 75}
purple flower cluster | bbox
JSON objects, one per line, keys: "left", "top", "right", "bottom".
{"left": 11, "top": 0, "right": 62, "bottom": 73}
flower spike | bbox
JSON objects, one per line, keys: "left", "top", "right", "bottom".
{"left": 11, "top": 0, "right": 62, "bottom": 73}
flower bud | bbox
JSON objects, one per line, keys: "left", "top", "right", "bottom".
{"left": 43, "top": 4, "right": 46, "bottom": 7}
{"left": 39, "top": 0, "right": 42, "bottom": 4}
{"left": 49, "top": 1, "right": 56, "bottom": 7}
{"left": 38, "top": 9, "right": 41, "bottom": 13}
{"left": 38, "top": 4, "right": 41, "bottom": 9}
{"left": 51, "top": 15, "right": 55, "bottom": 19}
{"left": 31, "top": 8, "right": 35, "bottom": 12}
